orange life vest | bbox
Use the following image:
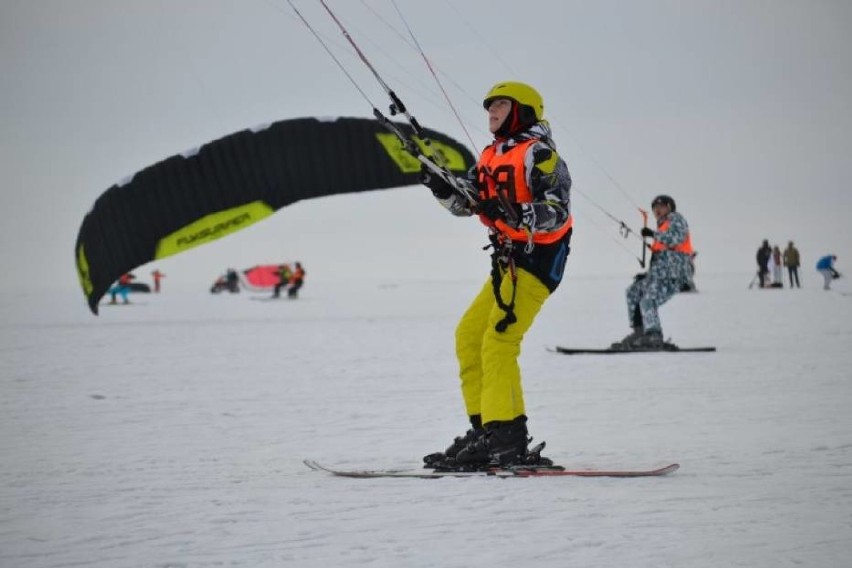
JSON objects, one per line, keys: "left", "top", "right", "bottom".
{"left": 476, "top": 139, "right": 573, "bottom": 244}
{"left": 650, "top": 218, "right": 694, "bottom": 254}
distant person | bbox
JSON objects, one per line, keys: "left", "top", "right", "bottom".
{"left": 272, "top": 264, "right": 292, "bottom": 298}
{"left": 108, "top": 273, "right": 135, "bottom": 304}
{"left": 816, "top": 255, "right": 840, "bottom": 290}
{"left": 210, "top": 276, "right": 225, "bottom": 294}
{"left": 782, "top": 241, "right": 801, "bottom": 288}
{"left": 225, "top": 268, "right": 240, "bottom": 293}
{"left": 771, "top": 245, "right": 783, "bottom": 288}
{"left": 287, "top": 262, "right": 306, "bottom": 299}
{"left": 756, "top": 240, "right": 771, "bottom": 288}
{"left": 611, "top": 195, "right": 693, "bottom": 350}
{"left": 151, "top": 269, "right": 165, "bottom": 293}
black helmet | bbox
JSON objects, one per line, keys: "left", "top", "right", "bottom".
{"left": 651, "top": 194, "right": 676, "bottom": 212}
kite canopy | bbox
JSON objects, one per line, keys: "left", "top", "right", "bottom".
{"left": 75, "top": 116, "right": 475, "bottom": 314}
{"left": 243, "top": 265, "right": 285, "bottom": 289}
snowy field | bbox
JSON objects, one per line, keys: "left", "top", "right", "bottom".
{"left": 2, "top": 272, "right": 851, "bottom": 567}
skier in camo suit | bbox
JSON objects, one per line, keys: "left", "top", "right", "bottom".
{"left": 612, "top": 195, "right": 693, "bottom": 350}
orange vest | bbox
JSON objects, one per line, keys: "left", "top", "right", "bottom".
{"left": 476, "top": 139, "right": 573, "bottom": 244}
{"left": 650, "top": 218, "right": 693, "bottom": 254}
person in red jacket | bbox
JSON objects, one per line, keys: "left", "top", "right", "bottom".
{"left": 151, "top": 269, "right": 165, "bottom": 293}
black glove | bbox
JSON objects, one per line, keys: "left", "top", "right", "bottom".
{"left": 640, "top": 227, "right": 655, "bottom": 238}
{"left": 477, "top": 198, "right": 522, "bottom": 224}
{"left": 420, "top": 164, "right": 454, "bottom": 199}
{"left": 476, "top": 198, "right": 506, "bottom": 222}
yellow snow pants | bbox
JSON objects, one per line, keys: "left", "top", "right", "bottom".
{"left": 455, "top": 267, "right": 551, "bottom": 424}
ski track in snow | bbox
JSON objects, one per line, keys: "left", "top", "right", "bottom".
{"left": 1, "top": 275, "right": 851, "bottom": 567}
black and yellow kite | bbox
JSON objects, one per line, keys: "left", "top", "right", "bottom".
{"left": 75, "top": 116, "right": 475, "bottom": 313}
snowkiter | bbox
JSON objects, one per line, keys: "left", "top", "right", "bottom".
{"left": 816, "top": 254, "right": 839, "bottom": 290}
{"left": 287, "top": 262, "right": 305, "bottom": 299}
{"left": 611, "top": 195, "right": 693, "bottom": 350}
{"left": 108, "top": 273, "right": 135, "bottom": 304}
{"left": 225, "top": 269, "right": 240, "bottom": 293}
{"left": 420, "top": 81, "right": 573, "bottom": 468}
{"left": 272, "top": 264, "right": 292, "bottom": 298}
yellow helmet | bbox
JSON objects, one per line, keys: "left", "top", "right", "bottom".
{"left": 482, "top": 81, "right": 544, "bottom": 122}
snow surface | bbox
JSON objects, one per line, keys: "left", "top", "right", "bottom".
{"left": 2, "top": 272, "right": 851, "bottom": 567}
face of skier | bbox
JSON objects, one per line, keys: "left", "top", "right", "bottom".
{"left": 652, "top": 201, "right": 670, "bottom": 220}
{"left": 487, "top": 98, "right": 512, "bottom": 134}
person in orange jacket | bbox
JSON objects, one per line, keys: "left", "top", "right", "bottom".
{"left": 419, "top": 81, "right": 572, "bottom": 469}
{"left": 287, "top": 262, "right": 306, "bottom": 299}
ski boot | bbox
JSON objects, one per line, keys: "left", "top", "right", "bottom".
{"left": 610, "top": 326, "right": 643, "bottom": 350}
{"left": 423, "top": 416, "right": 484, "bottom": 468}
{"left": 454, "top": 416, "right": 530, "bottom": 471}
{"left": 629, "top": 328, "right": 665, "bottom": 350}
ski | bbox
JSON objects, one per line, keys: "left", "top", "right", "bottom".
{"left": 303, "top": 459, "right": 679, "bottom": 479}
{"left": 550, "top": 345, "right": 715, "bottom": 355}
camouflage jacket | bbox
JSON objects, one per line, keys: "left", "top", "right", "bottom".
{"left": 648, "top": 211, "right": 692, "bottom": 283}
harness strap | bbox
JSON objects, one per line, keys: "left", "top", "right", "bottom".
{"left": 487, "top": 236, "right": 518, "bottom": 333}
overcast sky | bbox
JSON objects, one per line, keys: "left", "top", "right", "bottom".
{"left": 2, "top": 0, "right": 851, "bottom": 299}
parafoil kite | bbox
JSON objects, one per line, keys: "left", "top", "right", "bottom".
{"left": 75, "top": 116, "right": 475, "bottom": 314}
{"left": 243, "top": 264, "right": 285, "bottom": 290}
